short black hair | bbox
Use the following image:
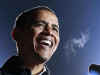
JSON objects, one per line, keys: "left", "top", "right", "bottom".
{"left": 14, "top": 6, "right": 55, "bottom": 29}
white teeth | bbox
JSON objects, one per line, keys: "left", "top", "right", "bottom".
{"left": 40, "top": 40, "right": 51, "bottom": 46}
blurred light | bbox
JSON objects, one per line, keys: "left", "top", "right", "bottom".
{"left": 89, "top": 71, "right": 99, "bottom": 75}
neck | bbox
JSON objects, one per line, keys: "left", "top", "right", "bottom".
{"left": 23, "top": 55, "right": 45, "bottom": 75}
{"left": 31, "top": 64, "right": 44, "bottom": 75}
{"left": 25, "top": 63, "right": 44, "bottom": 75}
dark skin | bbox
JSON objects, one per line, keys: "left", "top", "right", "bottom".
{"left": 12, "top": 10, "right": 60, "bottom": 75}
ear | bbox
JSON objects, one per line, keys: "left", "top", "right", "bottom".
{"left": 11, "top": 28, "right": 22, "bottom": 41}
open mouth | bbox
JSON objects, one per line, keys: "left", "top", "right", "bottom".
{"left": 37, "top": 36, "right": 53, "bottom": 48}
{"left": 40, "top": 39, "right": 52, "bottom": 47}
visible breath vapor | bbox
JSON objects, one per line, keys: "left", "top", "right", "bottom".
{"left": 63, "top": 30, "right": 89, "bottom": 57}
{"left": 72, "top": 32, "right": 89, "bottom": 48}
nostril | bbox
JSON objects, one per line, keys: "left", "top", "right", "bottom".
{"left": 40, "top": 30, "right": 52, "bottom": 36}
{"left": 41, "top": 30, "right": 51, "bottom": 36}
{"left": 43, "top": 26, "right": 52, "bottom": 35}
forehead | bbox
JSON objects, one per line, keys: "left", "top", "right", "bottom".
{"left": 32, "top": 10, "right": 59, "bottom": 26}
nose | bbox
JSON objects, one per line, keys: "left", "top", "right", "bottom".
{"left": 43, "top": 24, "right": 52, "bottom": 35}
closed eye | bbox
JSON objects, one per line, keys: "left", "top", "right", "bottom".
{"left": 52, "top": 24, "right": 59, "bottom": 32}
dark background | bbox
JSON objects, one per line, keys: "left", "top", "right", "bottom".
{"left": 0, "top": 0, "right": 100, "bottom": 75}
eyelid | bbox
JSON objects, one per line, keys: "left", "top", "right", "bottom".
{"left": 52, "top": 24, "right": 59, "bottom": 28}
{"left": 52, "top": 25, "right": 59, "bottom": 32}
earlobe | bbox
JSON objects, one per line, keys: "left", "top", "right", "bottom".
{"left": 12, "top": 28, "right": 16, "bottom": 40}
{"left": 11, "top": 28, "right": 21, "bottom": 41}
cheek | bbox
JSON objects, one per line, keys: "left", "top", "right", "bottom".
{"left": 53, "top": 31, "right": 60, "bottom": 42}
{"left": 53, "top": 35, "right": 60, "bottom": 51}
{"left": 55, "top": 34, "right": 60, "bottom": 45}
{"left": 32, "top": 29, "right": 42, "bottom": 51}
{"left": 32, "top": 27, "right": 43, "bottom": 37}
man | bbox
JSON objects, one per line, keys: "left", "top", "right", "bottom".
{"left": 0, "top": 6, "right": 60, "bottom": 75}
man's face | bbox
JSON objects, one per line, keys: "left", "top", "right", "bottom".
{"left": 17, "top": 10, "right": 60, "bottom": 62}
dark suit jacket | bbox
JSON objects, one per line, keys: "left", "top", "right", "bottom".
{"left": 0, "top": 56, "right": 50, "bottom": 75}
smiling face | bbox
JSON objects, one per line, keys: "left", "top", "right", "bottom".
{"left": 31, "top": 10, "right": 60, "bottom": 61}
{"left": 15, "top": 10, "right": 60, "bottom": 63}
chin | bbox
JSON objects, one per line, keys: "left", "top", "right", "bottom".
{"left": 38, "top": 54, "right": 51, "bottom": 63}
{"left": 34, "top": 52, "right": 50, "bottom": 63}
